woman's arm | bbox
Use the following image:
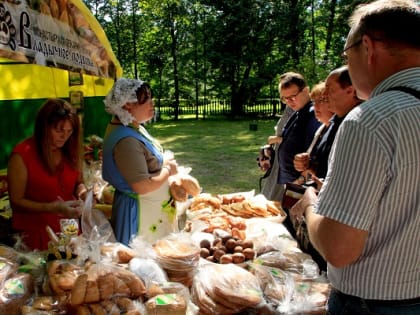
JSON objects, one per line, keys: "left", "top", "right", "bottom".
{"left": 130, "top": 160, "right": 177, "bottom": 195}
{"left": 114, "top": 137, "right": 179, "bottom": 195}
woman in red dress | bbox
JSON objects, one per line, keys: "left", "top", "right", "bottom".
{"left": 7, "top": 99, "right": 86, "bottom": 250}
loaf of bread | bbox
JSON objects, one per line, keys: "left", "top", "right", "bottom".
{"left": 191, "top": 263, "right": 263, "bottom": 314}
{"left": 169, "top": 178, "right": 188, "bottom": 202}
{"left": 180, "top": 175, "right": 201, "bottom": 197}
{"left": 169, "top": 173, "right": 201, "bottom": 201}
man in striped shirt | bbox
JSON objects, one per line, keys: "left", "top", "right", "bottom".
{"left": 291, "top": 1, "right": 420, "bottom": 314}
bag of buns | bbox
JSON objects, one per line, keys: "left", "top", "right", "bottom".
{"left": 191, "top": 262, "right": 265, "bottom": 314}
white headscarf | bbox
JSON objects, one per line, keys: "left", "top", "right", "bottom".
{"left": 104, "top": 78, "right": 145, "bottom": 126}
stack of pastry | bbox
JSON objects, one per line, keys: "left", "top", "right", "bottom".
{"left": 153, "top": 237, "right": 200, "bottom": 287}
{"left": 191, "top": 263, "right": 264, "bottom": 314}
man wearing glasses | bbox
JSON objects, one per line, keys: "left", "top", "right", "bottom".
{"left": 277, "top": 72, "right": 320, "bottom": 186}
{"left": 291, "top": 0, "right": 420, "bottom": 314}
{"left": 276, "top": 72, "right": 320, "bottom": 235}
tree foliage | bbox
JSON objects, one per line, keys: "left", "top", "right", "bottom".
{"left": 84, "top": 0, "right": 369, "bottom": 117}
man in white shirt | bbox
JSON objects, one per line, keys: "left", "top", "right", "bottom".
{"left": 291, "top": 1, "right": 420, "bottom": 314}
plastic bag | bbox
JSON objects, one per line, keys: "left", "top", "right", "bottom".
{"left": 191, "top": 262, "right": 265, "bottom": 314}
{"left": 82, "top": 191, "right": 115, "bottom": 243}
{"left": 76, "top": 191, "right": 116, "bottom": 263}
{"left": 245, "top": 218, "right": 297, "bottom": 255}
{"left": 152, "top": 232, "right": 201, "bottom": 288}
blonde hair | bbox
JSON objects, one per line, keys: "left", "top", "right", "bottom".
{"left": 310, "top": 81, "right": 326, "bottom": 100}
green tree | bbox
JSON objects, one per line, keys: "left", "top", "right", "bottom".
{"left": 82, "top": 0, "right": 365, "bottom": 117}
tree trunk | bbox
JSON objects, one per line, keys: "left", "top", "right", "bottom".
{"left": 325, "top": 0, "right": 337, "bottom": 57}
{"left": 170, "top": 19, "right": 180, "bottom": 120}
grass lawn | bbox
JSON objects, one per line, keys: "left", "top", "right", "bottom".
{"left": 146, "top": 117, "right": 280, "bottom": 195}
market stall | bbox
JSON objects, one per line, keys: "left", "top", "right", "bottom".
{"left": 0, "top": 1, "right": 330, "bottom": 313}
{"left": 0, "top": 0, "right": 122, "bottom": 244}
{"left": 0, "top": 0, "right": 122, "bottom": 170}
{"left": 0, "top": 184, "right": 330, "bottom": 315}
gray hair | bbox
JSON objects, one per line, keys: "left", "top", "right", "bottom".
{"left": 348, "top": 0, "right": 420, "bottom": 48}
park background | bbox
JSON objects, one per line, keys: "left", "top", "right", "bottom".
{"left": 1, "top": 0, "right": 366, "bottom": 193}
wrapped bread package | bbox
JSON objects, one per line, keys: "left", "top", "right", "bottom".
{"left": 145, "top": 293, "right": 187, "bottom": 315}
{"left": 0, "top": 273, "right": 33, "bottom": 314}
{"left": 153, "top": 234, "right": 200, "bottom": 287}
{"left": 45, "top": 259, "right": 146, "bottom": 313}
{"left": 129, "top": 258, "right": 168, "bottom": 289}
{"left": 191, "top": 262, "right": 264, "bottom": 314}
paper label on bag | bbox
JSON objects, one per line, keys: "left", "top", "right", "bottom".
{"left": 5, "top": 278, "right": 25, "bottom": 295}
{"left": 156, "top": 293, "right": 177, "bottom": 305}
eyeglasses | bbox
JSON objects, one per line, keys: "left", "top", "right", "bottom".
{"left": 312, "top": 97, "right": 327, "bottom": 104}
{"left": 281, "top": 88, "right": 304, "bottom": 103}
{"left": 341, "top": 39, "right": 362, "bottom": 63}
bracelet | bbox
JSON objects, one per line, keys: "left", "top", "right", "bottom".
{"left": 162, "top": 166, "right": 171, "bottom": 175}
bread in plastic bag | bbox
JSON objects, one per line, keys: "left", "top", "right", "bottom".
{"left": 191, "top": 262, "right": 264, "bottom": 314}
{"left": 153, "top": 233, "right": 200, "bottom": 288}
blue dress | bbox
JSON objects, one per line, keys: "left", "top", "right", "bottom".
{"left": 102, "top": 125, "right": 177, "bottom": 245}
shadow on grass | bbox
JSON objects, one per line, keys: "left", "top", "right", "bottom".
{"left": 147, "top": 117, "right": 279, "bottom": 195}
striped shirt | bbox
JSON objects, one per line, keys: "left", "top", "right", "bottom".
{"left": 315, "top": 68, "right": 420, "bottom": 300}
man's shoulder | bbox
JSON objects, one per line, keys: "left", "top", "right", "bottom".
{"left": 372, "top": 67, "right": 420, "bottom": 97}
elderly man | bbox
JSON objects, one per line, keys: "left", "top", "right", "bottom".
{"left": 292, "top": 1, "right": 420, "bottom": 314}
{"left": 293, "top": 65, "right": 362, "bottom": 181}
{"left": 292, "top": 66, "right": 362, "bottom": 272}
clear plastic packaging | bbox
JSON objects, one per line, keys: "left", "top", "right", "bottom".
{"left": 191, "top": 262, "right": 264, "bottom": 314}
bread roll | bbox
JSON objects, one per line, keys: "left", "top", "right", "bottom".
{"left": 76, "top": 305, "right": 91, "bottom": 315}
{"left": 84, "top": 280, "right": 101, "bottom": 304}
{"left": 115, "top": 243, "right": 138, "bottom": 263}
{"left": 170, "top": 179, "right": 188, "bottom": 201}
{"left": 116, "top": 271, "right": 146, "bottom": 298}
{"left": 70, "top": 274, "right": 88, "bottom": 306}
{"left": 181, "top": 175, "right": 201, "bottom": 197}
{"left": 97, "top": 274, "right": 114, "bottom": 300}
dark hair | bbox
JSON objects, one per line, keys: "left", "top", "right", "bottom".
{"left": 350, "top": 1, "right": 420, "bottom": 48}
{"left": 34, "top": 99, "right": 81, "bottom": 173}
{"left": 279, "top": 72, "right": 307, "bottom": 90}
{"left": 135, "top": 82, "right": 153, "bottom": 105}
{"left": 329, "top": 66, "right": 352, "bottom": 88}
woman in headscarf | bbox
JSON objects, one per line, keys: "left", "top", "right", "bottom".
{"left": 102, "top": 78, "right": 179, "bottom": 245}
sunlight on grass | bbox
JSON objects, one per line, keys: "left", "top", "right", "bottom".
{"left": 148, "top": 118, "right": 279, "bottom": 194}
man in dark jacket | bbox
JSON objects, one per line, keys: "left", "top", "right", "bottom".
{"left": 277, "top": 72, "right": 320, "bottom": 185}
{"left": 276, "top": 72, "right": 320, "bottom": 237}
